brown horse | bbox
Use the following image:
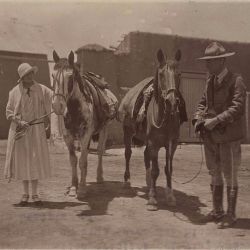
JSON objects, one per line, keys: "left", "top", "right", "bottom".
{"left": 119, "top": 49, "right": 183, "bottom": 211}
{"left": 51, "top": 50, "right": 117, "bottom": 199}
{"left": 147, "top": 49, "right": 182, "bottom": 210}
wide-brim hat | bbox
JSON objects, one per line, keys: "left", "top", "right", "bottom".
{"left": 18, "top": 63, "right": 38, "bottom": 79}
{"left": 198, "top": 41, "right": 235, "bottom": 60}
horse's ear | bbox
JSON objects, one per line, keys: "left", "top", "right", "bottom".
{"left": 175, "top": 49, "right": 182, "bottom": 61}
{"left": 68, "top": 51, "right": 74, "bottom": 67}
{"left": 157, "top": 49, "right": 166, "bottom": 65}
{"left": 53, "top": 50, "right": 60, "bottom": 63}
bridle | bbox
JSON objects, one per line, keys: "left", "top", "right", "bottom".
{"left": 52, "top": 67, "right": 67, "bottom": 102}
{"left": 152, "top": 63, "right": 180, "bottom": 129}
{"left": 52, "top": 62, "right": 76, "bottom": 103}
{"left": 158, "top": 65, "right": 176, "bottom": 99}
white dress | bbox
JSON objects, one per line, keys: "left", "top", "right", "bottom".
{"left": 5, "top": 82, "right": 52, "bottom": 181}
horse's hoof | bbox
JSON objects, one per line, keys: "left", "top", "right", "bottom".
{"left": 68, "top": 186, "right": 77, "bottom": 197}
{"left": 165, "top": 188, "right": 176, "bottom": 207}
{"left": 77, "top": 192, "right": 87, "bottom": 200}
{"left": 148, "top": 196, "right": 157, "bottom": 205}
{"left": 147, "top": 204, "right": 158, "bottom": 211}
{"left": 96, "top": 178, "right": 104, "bottom": 184}
{"left": 123, "top": 181, "right": 131, "bottom": 188}
{"left": 77, "top": 186, "right": 87, "bottom": 199}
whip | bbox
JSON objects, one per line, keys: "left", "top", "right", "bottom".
{"left": 15, "top": 111, "right": 54, "bottom": 140}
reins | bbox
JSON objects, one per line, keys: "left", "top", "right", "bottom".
{"left": 151, "top": 98, "right": 166, "bottom": 129}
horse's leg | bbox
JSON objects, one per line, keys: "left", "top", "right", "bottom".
{"left": 165, "top": 139, "right": 177, "bottom": 206}
{"left": 123, "top": 125, "right": 133, "bottom": 187}
{"left": 96, "top": 125, "right": 108, "bottom": 183}
{"left": 144, "top": 145, "right": 151, "bottom": 189}
{"left": 77, "top": 130, "right": 92, "bottom": 199}
{"left": 64, "top": 134, "right": 78, "bottom": 197}
{"left": 147, "top": 143, "right": 160, "bottom": 211}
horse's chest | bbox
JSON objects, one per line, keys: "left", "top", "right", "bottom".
{"left": 64, "top": 97, "right": 89, "bottom": 136}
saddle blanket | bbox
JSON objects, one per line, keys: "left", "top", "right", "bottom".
{"left": 118, "top": 77, "right": 154, "bottom": 122}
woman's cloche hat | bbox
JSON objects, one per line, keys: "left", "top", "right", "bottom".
{"left": 17, "top": 63, "right": 38, "bottom": 79}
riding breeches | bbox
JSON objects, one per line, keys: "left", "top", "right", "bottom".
{"left": 203, "top": 135, "right": 241, "bottom": 187}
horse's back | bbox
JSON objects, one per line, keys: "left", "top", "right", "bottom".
{"left": 118, "top": 77, "right": 154, "bottom": 121}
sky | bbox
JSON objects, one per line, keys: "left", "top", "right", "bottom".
{"left": 1, "top": 0, "right": 250, "bottom": 58}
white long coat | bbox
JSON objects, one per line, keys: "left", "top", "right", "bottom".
{"left": 4, "top": 81, "right": 52, "bottom": 181}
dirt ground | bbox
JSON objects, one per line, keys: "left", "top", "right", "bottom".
{"left": 0, "top": 140, "right": 250, "bottom": 249}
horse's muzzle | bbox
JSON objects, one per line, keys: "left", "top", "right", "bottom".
{"left": 52, "top": 100, "right": 67, "bottom": 116}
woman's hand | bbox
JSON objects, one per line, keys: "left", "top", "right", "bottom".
{"left": 17, "top": 120, "right": 30, "bottom": 129}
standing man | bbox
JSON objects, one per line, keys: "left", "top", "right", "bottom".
{"left": 193, "top": 42, "right": 246, "bottom": 228}
{"left": 4, "top": 62, "right": 53, "bottom": 206}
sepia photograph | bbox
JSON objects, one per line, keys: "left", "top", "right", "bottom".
{"left": 0, "top": 0, "right": 250, "bottom": 248}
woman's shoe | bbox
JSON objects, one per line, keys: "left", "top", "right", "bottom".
{"left": 18, "top": 194, "right": 29, "bottom": 206}
{"left": 31, "top": 195, "right": 43, "bottom": 206}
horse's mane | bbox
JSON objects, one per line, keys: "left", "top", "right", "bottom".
{"left": 70, "top": 67, "right": 92, "bottom": 103}
{"left": 54, "top": 58, "right": 92, "bottom": 103}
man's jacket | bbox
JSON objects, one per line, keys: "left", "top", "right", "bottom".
{"left": 193, "top": 71, "right": 246, "bottom": 143}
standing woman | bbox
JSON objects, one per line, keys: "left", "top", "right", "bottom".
{"left": 4, "top": 63, "right": 53, "bottom": 206}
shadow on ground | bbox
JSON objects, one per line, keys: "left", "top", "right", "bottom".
{"left": 232, "top": 218, "right": 250, "bottom": 230}
{"left": 136, "top": 186, "right": 209, "bottom": 225}
{"left": 76, "top": 181, "right": 137, "bottom": 216}
{"left": 13, "top": 201, "right": 86, "bottom": 209}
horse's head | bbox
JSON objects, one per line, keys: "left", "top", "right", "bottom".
{"left": 52, "top": 50, "right": 86, "bottom": 116}
{"left": 154, "top": 48, "right": 181, "bottom": 115}
{"left": 51, "top": 50, "right": 72, "bottom": 115}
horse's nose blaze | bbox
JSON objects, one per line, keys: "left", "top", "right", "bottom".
{"left": 52, "top": 97, "right": 66, "bottom": 115}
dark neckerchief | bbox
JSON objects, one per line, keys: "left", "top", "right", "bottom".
{"left": 22, "top": 82, "right": 35, "bottom": 97}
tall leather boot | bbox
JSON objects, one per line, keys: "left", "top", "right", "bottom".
{"left": 201, "top": 185, "right": 224, "bottom": 223}
{"left": 218, "top": 186, "right": 238, "bottom": 229}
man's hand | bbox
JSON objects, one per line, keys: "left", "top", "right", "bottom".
{"left": 194, "top": 120, "right": 203, "bottom": 133}
{"left": 204, "top": 117, "right": 220, "bottom": 131}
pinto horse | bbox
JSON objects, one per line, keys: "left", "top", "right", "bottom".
{"left": 52, "top": 50, "right": 113, "bottom": 199}
{"left": 119, "top": 49, "right": 183, "bottom": 211}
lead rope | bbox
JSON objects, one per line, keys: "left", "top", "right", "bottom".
{"left": 229, "top": 142, "right": 235, "bottom": 215}
{"left": 151, "top": 98, "right": 166, "bottom": 129}
{"left": 172, "top": 136, "right": 204, "bottom": 185}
